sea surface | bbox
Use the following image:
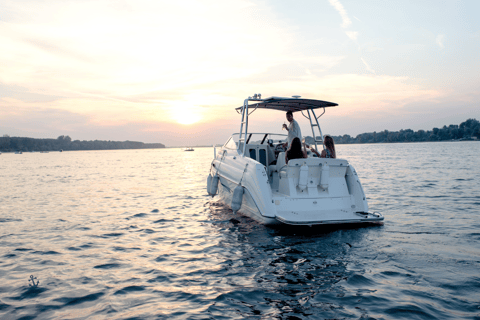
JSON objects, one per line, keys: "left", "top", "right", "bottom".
{"left": 1, "top": 142, "right": 479, "bottom": 320}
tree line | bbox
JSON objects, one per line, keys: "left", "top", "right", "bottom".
{"left": 0, "top": 135, "right": 165, "bottom": 152}
{"left": 307, "top": 118, "right": 479, "bottom": 145}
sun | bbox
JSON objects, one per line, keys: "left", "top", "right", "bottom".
{"left": 169, "top": 103, "right": 202, "bottom": 125}
{"left": 176, "top": 112, "right": 201, "bottom": 125}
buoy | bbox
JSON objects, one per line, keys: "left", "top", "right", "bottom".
{"left": 207, "top": 173, "right": 219, "bottom": 196}
{"left": 231, "top": 184, "right": 243, "bottom": 213}
{"left": 320, "top": 162, "right": 329, "bottom": 190}
{"left": 298, "top": 163, "right": 308, "bottom": 190}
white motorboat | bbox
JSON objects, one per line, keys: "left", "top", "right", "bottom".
{"left": 207, "top": 94, "right": 384, "bottom": 226}
{"left": 183, "top": 147, "right": 195, "bottom": 151}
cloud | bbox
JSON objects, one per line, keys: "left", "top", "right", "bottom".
{"left": 361, "top": 58, "right": 375, "bottom": 74}
{"left": 0, "top": 1, "right": 294, "bottom": 111}
{"left": 436, "top": 34, "right": 445, "bottom": 49}
{"left": 327, "top": 0, "right": 379, "bottom": 75}
{"left": 1, "top": 71, "right": 444, "bottom": 145}
{"left": 345, "top": 31, "right": 358, "bottom": 41}
{"left": 0, "top": 97, "right": 92, "bottom": 136}
{"left": 0, "top": 0, "right": 456, "bottom": 146}
{"left": 328, "top": 0, "right": 352, "bottom": 29}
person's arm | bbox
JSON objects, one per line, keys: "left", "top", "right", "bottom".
{"left": 309, "top": 146, "right": 321, "bottom": 157}
{"left": 320, "top": 150, "right": 326, "bottom": 158}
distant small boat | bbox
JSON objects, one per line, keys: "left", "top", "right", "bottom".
{"left": 183, "top": 147, "right": 194, "bottom": 151}
{"left": 15, "top": 151, "right": 22, "bottom": 154}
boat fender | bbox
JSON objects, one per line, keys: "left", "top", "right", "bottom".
{"left": 207, "top": 173, "right": 219, "bottom": 196}
{"left": 231, "top": 184, "right": 244, "bottom": 213}
{"left": 320, "top": 162, "right": 329, "bottom": 190}
{"left": 298, "top": 163, "right": 308, "bottom": 190}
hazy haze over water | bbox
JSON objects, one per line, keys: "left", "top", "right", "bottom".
{"left": 1, "top": 142, "right": 479, "bottom": 319}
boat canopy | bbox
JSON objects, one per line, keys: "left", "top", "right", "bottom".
{"left": 235, "top": 97, "right": 337, "bottom": 113}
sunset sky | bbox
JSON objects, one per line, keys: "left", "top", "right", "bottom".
{"left": 1, "top": 0, "right": 479, "bottom": 146}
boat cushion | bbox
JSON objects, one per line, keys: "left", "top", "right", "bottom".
{"left": 276, "top": 152, "right": 287, "bottom": 171}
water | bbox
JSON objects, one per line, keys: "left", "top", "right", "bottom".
{"left": 1, "top": 142, "right": 479, "bottom": 319}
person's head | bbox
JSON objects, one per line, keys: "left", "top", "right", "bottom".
{"left": 286, "top": 111, "right": 293, "bottom": 122}
{"left": 324, "top": 135, "right": 335, "bottom": 150}
{"left": 290, "top": 137, "right": 302, "bottom": 151}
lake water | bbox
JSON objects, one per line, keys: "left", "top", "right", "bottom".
{"left": 1, "top": 142, "right": 479, "bottom": 319}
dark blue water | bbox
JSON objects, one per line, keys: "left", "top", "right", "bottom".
{"left": 1, "top": 142, "right": 479, "bottom": 319}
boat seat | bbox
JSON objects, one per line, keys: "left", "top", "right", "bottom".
{"left": 267, "top": 146, "right": 276, "bottom": 166}
{"left": 276, "top": 152, "right": 287, "bottom": 172}
{"left": 288, "top": 158, "right": 321, "bottom": 167}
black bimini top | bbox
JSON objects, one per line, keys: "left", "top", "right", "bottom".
{"left": 235, "top": 96, "right": 338, "bottom": 113}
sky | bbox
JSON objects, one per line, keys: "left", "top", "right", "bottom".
{"left": 1, "top": 0, "right": 479, "bottom": 147}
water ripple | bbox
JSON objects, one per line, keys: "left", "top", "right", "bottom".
{"left": 1, "top": 145, "right": 479, "bottom": 319}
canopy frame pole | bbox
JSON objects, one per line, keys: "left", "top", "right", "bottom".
{"left": 238, "top": 99, "right": 249, "bottom": 156}
{"left": 307, "top": 108, "right": 325, "bottom": 152}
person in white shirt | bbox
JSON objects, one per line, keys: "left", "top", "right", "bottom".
{"left": 282, "top": 111, "right": 302, "bottom": 148}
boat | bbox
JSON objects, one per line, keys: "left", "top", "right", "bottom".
{"left": 207, "top": 94, "right": 384, "bottom": 226}
{"left": 183, "top": 147, "right": 194, "bottom": 151}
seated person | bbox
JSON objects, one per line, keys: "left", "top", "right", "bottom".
{"left": 306, "top": 135, "right": 336, "bottom": 158}
{"left": 285, "top": 137, "right": 307, "bottom": 164}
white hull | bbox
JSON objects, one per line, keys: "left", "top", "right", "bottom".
{"left": 209, "top": 145, "right": 383, "bottom": 226}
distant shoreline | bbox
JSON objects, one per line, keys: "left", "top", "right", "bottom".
{"left": 0, "top": 136, "right": 165, "bottom": 153}
{"left": 1, "top": 118, "right": 478, "bottom": 151}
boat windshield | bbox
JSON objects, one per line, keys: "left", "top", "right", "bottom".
{"left": 228, "top": 133, "right": 287, "bottom": 149}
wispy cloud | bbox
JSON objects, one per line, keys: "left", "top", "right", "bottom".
{"left": 328, "top": 0, "right": 376, "bottom": 73}
{"left": 361, "top": 58, "right": 375, "bottom": 74}
{"left": 328, "top": 0, "right": 352, "bottom": 29}
{"left": 436, "top": 34, "right": 445, "bottom": 49}
{"left": 345, "top": 31, "right": 358, "bottom": 41}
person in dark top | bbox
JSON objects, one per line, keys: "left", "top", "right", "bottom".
{"left": 285, "top": 137, "right": 307, "bottom": 164}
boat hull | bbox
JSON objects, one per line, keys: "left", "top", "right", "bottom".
{"left": 217, "top": 175, "right": 278, "bottom": 225}
{"left": 210, "top": 145, "right": 383, "bottom": 226}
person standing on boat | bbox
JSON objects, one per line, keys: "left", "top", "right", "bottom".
{"left": 282, "top": 111, "right": 302, "bottom": 148}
